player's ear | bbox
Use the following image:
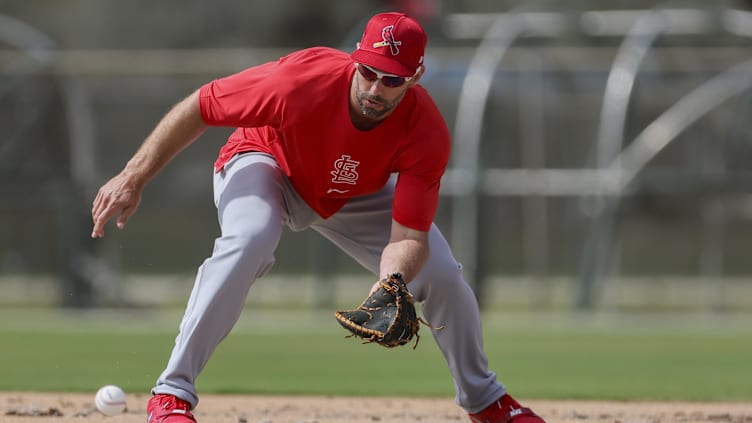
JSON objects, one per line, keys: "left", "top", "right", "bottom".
{"left": 408, "top": 65, "right": 425, "bottom": 87}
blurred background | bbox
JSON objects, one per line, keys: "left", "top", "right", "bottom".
{"left": 1, "top": 0, "right": 752, "bottom": 316}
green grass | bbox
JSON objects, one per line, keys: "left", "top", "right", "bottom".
{"left": 1, "top": 308, "right": 751, "bottom": 401}
{"left": 481, "top": 330, "right": 752, "bottom": 401}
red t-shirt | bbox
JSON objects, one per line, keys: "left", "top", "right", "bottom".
{"left": 199, "top": 47, "right": 450, "bottom": 231}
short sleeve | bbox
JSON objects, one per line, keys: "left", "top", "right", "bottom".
{"left": 391, "top": 107, "right": 451, "bottom": 231}
{"left": 199, "top": 60, "right": 286, "bottom": 128}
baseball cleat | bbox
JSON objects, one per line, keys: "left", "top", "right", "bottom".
{"left": 146, "top": 394, "right": 196, "bottom": 423}
{"left": 468, "top": 393, "right": 545, "bottom": 423}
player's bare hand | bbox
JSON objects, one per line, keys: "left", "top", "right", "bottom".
{"left": 91, "top": 173, "right": 143, "bottom": 239}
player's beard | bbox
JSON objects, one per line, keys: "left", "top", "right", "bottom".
{"left": 355, "top": 78, "right": 407, "bottom": 120}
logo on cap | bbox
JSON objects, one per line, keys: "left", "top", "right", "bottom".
{"left": 372, "top": 25, "right": 402, "bottom": 56}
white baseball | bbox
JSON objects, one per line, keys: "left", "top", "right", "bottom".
{"left": 95, "top": 384, "right": 127, "bottom": 416}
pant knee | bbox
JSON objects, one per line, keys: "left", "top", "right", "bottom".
{"left": 215, "top": 223, "right": 281, "bottom": 279}
{"left": 411, "top": 260, "right": 467, "bottom": 303}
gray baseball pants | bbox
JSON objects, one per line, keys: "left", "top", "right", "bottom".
{"left": 152, "top": 152, "right": 505, "bottom": 413}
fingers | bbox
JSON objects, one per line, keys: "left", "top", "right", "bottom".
{"left": 116, "top": 206, "right": 135, "bottom": 230}
{"left": 91, "top": 223, "right": 104, "bottom": 239}
{"left": 91, "top": 181, "right": 142, "bottom": 238}
{"left": 91, "top": 201, "right": 133, "bottom": 238}
{"left": 91, "top": 191, "right": 107, "bottom": 238}
{"left": 91, "top": 205, "right": 120, "bottom": 238}
{"left": 91, "top": 197, "right": 119, "bottom": 238}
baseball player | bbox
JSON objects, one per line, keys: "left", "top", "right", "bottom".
{"left": 90, "top": 12, "right": 545, "bottom": 423}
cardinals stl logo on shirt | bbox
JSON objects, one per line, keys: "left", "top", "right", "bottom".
{"left": 331, "top": 154, "right": 360, "bottom": 184}
{"left": 328, "top": 155, "right": 359, "bottom": 194}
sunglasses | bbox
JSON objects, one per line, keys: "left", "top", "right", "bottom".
{"left": 355, "top": 63, "right": 413, "bottom": 88}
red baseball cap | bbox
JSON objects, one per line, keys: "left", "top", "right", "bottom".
{"left": 351, "top": 12, "right": 427, "bottom": 77}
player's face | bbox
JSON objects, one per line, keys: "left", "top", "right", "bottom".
{"left": 351, "top": 63, "right": 422, "bottom": 121}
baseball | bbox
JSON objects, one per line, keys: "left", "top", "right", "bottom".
{"left": 95, "top": 384, "right": 127, "bottom": 416}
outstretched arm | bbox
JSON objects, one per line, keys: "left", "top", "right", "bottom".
{"left": 91, "top": 89, "right": 207, "bottom": 238}
{"left": 379, "top": 219, "right": 429, "bottom": 283}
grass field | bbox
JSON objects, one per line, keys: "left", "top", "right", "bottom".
{"left": 1, "top": 307, "right": 751, "bottom": 402}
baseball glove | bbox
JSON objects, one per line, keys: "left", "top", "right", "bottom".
{"left": 334, "top": 273, "right": 429, "bottom": 349}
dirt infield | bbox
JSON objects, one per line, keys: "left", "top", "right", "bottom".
{"left": 2, "top": 392, "right": 750, "bottom": 422}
